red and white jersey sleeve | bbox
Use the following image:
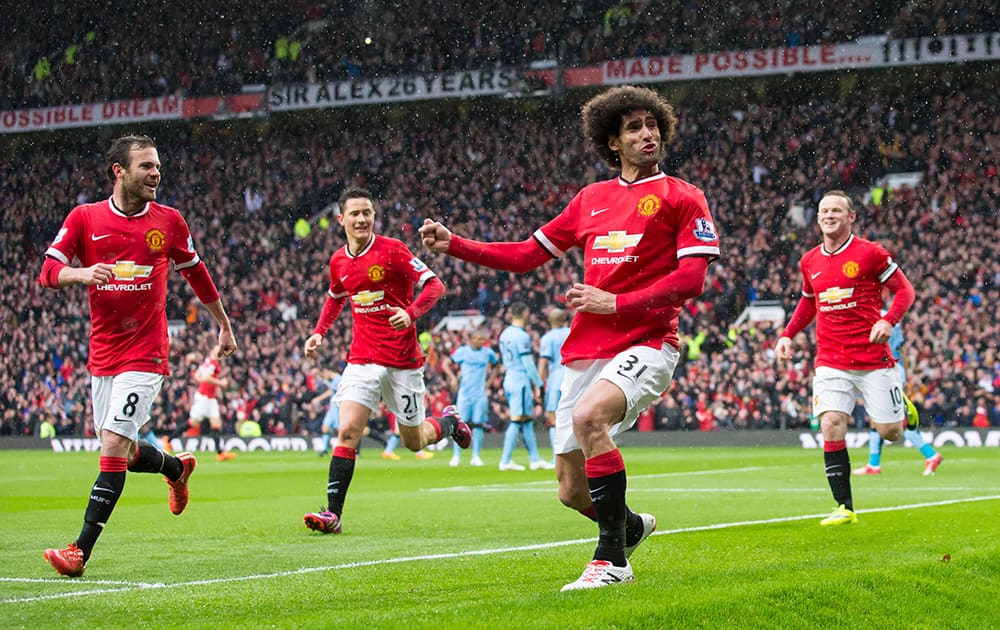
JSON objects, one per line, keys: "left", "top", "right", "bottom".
{"left": 533, "top": 173, "right": 719, "bottom": 362}
{"left": 196, "top": 357, "right": 220, "bottom": 397}
{"left": 327, "top": 235, "right": 434, "bottom": 368}
{"left": 799, "top": 234, "right": 898, "bottom": 370}
{"left": 44, "top": 198, "right": 199, "bottom": 376}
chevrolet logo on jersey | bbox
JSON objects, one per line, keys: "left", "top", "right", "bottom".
{"left": 111, "top": 261, "right": 154, "bottom": 281}
{"left": 592, "top": 231, "right": 642, "bottom": 253}
{"left": 352, "top": 290, "right": 385, "bottom": 307}
{"left": 818, "top": 286, "right": 854, "bottom": 304}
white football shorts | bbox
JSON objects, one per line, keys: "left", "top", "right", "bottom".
{"left": 552, "top": 343, "right": 679, "bottom": 454}
{"left": 333, "top": 363, "right": 427, "bottom": 427}
{"left": 189, "top": 392, "right": 221, "bottom": 421}
{"left": 812, "top": 365, "right": 905, "bottom": 424}
{"left": 91, "top": 371, "right": 164, "bottom": 442}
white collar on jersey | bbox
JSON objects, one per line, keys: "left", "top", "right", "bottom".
{"left": 821, "top": 233, "right": 854, "bottom": 256}
{"left": 616, "top": 171, "right": 666, "bottom": 186}
{"left": 108, "top": 196, "right": 150, "bottom": 218}
{"left": 344, "top": 234, "right": 376, "bottom": 258}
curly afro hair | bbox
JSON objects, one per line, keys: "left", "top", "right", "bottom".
{"left": 580, "top": 86, "right": 677, "bottom": 169}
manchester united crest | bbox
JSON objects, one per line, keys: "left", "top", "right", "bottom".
{"left": 637, "top": 194, "right": 661, "bottom": 217}
{"left": 145, "top": 228, "right": 165, "bottom": 252}
{"left": 842, "top": 261, "right": 859, "bottom": 278}
{"left": 368, "top": 264, "right": 386, "bottom": 282}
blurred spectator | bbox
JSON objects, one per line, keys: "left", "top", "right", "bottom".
{"left": 3, "top": 1, "right": 998, "bottom": 109}
{"left": 1, "top": 77, "right": 997, "bottom": 436}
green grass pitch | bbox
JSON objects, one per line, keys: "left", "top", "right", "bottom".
{"left": 2, "top": 446, "right": 998, "bottom": 629}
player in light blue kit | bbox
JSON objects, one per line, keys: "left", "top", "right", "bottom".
{"left": 498, "top": 302, "right": 553, "bottom": 471}
{"left": 855, "top": 315, "right": 943, "bottom": 476}
{"left": 538, "top": 308, "right": 570, "bottom": 465}
{"left": 312, "top": 368, "right": 343, "bottom": 457}
{"left": 444, "top": 329, "right": 499, "bottom": 466}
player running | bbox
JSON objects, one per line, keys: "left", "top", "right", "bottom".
{"left": 302, "top": 186, "right": 471, "bottom": 535}
{"left": 39, "top": 134, "right": 237, "bottom": 577}
{"left": 776, "top": 190, "right": 916, "bottom": 526}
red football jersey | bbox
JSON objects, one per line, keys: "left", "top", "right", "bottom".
{"left": 196, "top": 356, "right": 220, "bottom": 397}
{"left": 799, "top": 234, "right": 898, "bottom": 370}
{"left": 44, "top": 198, "right": 200, "bottom": 376}
{"left": 534, "top": 172, "right": 719, "bottom": 362}
{"left": 327, "top": 235, "right": 435, "bottom": 368}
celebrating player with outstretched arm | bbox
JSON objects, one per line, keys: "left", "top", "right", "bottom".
{"left": 420, "top": 85, "right": 720, "bottom": 591}
{"left": 39, "top": 134, "right": 237, "bottom": 577}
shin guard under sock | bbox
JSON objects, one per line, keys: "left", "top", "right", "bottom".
{"left": 624, "top": 509, "right": 645, "bottom": 546}
{"left": 76, "top": 456, "right": 127, "bottom": 561}
{"left": 426, "top": 416, "right": 457, "bottom": 443}
{"left": 327, "top": 446, "right": 356, "bottom": 516}
{"left": 128, "top": 441, "right": 183, "bottom": 481}
{"left": 823, "top": 440, "right": 852, "bottom": 510}
{"left": 210, "top": 430, "right": 224, "bottom": 453}
{"left": 586, "top": 449, "right": 628, "bottom": 566}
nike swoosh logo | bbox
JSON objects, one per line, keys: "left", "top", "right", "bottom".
{"left": 340, "top": 275, "right": 350, "bottom": 282}
{"left": 91, "top": 234, "right": 111, "bottom": 241}
{"left": 93, "top": 486, "right": 115, "bottom": 493}
{"left": 590, "top": 208, "right": 610, "bottom": 216}
{"left": 811, "top": 272, "right": 821, "bottom": 279}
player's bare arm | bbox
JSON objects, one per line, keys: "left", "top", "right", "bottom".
{"left": 304, "top": 333, "right": 323, "bottom": 359}
{"left": 419, "top": 218, "right": 452, "bottom": 253}
{"left": 566, "top": 283, "right": 617, "bottom": 314}
{"left": 199, "top": 374, "right": 228, "bottom": 388}
{"left": 203, "top": 300, "right": 237, "bottom": 357}
{"left": 387, "top": 306, "right": 412, "bottom": 330}
{"left": 312, "top": 389, "right": 333, "bottom": 410}
{"left": 61, "top": 263, "right": 114, "bottom": 287}
{"left": 538, "top": 357, "right": 550, "bottom": 383}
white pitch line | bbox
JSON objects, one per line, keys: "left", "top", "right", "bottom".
{"left": 630, "top": 466, "right": 769, "bottom": 479}
{"left": 448, "top": 486, "right": 993, "bottom": 493}
{"left": 430, "top": 466, "right": 768, "bottom": 492}
{"left": 4, "top": 494, "right": 997, "bottom": 605}
{"left": 0, "top": 577, "right": 157, "bottom": 586}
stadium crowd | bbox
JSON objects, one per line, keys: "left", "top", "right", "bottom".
{"left": 2, "top": 70, "right": 998, "bottom": 440}
{"left": 3, "top": 0, "right": 999, "bottom": 109}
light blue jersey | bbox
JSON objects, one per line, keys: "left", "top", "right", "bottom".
{"left": 499, "top": 324, "right": 542, "bottom": 418}
{"left": 450, "top": 344, "right": 498, "bottom": 425}
{"left": 888, "top": 318, "right": 906, "bottom": 382}
{"left": 321, "top": 374, "right": 342, "bottom": 429}
{"left": 539, "top": 325, "right": 570, "bottom": 413}
{"left": 863, "top": 310, "right": 938, "bottom": 468}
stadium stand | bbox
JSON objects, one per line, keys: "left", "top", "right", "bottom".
{"left": 3, "top": 1, "right": 999, "bottom": 108}
{"left": 1, "top": 4, "right": 998, "bottom": 439}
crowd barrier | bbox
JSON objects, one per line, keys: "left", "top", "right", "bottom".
{"left": 4, "top": 429, "right": 997, "bottom": 453}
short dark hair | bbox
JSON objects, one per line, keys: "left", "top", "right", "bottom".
{"left": 823, "top": 189, "right": 855, "bottom": 212}
{"left": 338, "top": 185, "right": 374, "bottom": 208}
{"left": 580, "top": 86, "right": 677, "bottom": 168}
{"left": 510, "top": 301, "right": 529, "bottom": 319}
{"left": 105, "top": 134, "right": 156, "bottom": 181}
